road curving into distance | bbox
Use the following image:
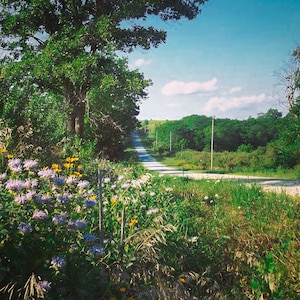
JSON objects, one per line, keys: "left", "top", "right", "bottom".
{"left": 133, "top": 131, "right": 300, "bottom": 197}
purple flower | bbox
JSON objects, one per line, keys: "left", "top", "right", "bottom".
{"left": 39, "top": 280, "right": 51, "bottom": 292}
{"left": 0, "top": 173, "right": 7, "bottom": 181}
{"left": 18, "top": 222, "right": 32, "bottom": 234}
{"left": 23, "top": 159, "right": 38, "bottom": 169}
{"left": 26, "top": 190, "right": 37, "bottom": 200}
{"left": 53, "top": 177, "right": 64, "bottom": 186}
{"left": 68, "top": 220, "right": 88, "bottom": 229}
{"left": 84, "top": 199, "right": 96, "bottom": 208}
{"left": 88, "top": 245, "right": 104, "bottom": 257}
{"left": 77, "top": 180, "right": 89, "bottom": 189}
{"left": 84, "top": 233, "right": 96, "bottom": 243}
{"left": 56, "top": 193, "right": 70, "bottom": 204}
{"left": 5, "top": 179, "right": 26, "bottom": 191}
{"left": 24, "top": 178, "right": 38, "bottom": 189}
{"left": 8, "top": 158, "right": 21, "bottom": 168}
{"left": 66, "top": 176, "right": 77, "bottom": 185}
{"left": 32, "top": 210, "right": 48, "bottom": 220}
{"left": 38, "top": 169, "right": 56, "bottom": 179}
{"left": 51, "top": 256, "right": 66, "bottom": 269}
{"left": 14, "top": 194, "right": 27, "bottom": 204}
{"left": 52, "top": 212, "right": 68, "bottom": 225}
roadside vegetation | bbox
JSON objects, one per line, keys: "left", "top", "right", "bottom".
{"left": 1, "top": 1, "right": 300, "bottom": 299}
{"left": 138, "top": 108, "right": 300, "bottom": 179}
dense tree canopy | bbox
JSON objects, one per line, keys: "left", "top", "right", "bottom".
{"left": 0, "top": 0, "right": 207, "bottom": 158}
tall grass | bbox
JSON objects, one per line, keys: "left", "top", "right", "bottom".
{"left": 0, "top": 149, "right": 299, "bottom": 299}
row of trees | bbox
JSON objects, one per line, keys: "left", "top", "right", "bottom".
{"left": 143, "top": 109, "right": 283, "bottom": 153}
{"left": 0, "top": 0, "right": 207, "bottom": 160}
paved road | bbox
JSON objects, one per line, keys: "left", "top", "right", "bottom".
{"left": 133, "top": 132, "right": 300, "bottom": 197}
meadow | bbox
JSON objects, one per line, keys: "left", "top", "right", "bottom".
{"left": 0, "top": 150, "right": 299, "bottom": 299}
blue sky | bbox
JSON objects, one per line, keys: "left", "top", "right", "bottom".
{"left": 127, "top": 0, "right": 300, "bottom": 120}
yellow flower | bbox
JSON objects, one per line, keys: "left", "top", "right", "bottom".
{"left": 90, "top": 195, "right": 97, "bottom": 200}
{"left": 179, "top": 277, "right": 186, "bottom": 283}
{"left": 72, "top": 171, "right": 82, "bottom": 177}
{"left": 129, "top": 219, "right": 138, "bottom": 227}
{"left": 119, "top": 287, "right": 126, "bottom": 293}
{"left": 63, "top": 162, "right": 74, "bottom": 169}
{"left": 77, "top": 164, "right": 82, "bottom": 170}
{"left": 111, "top": 197, "right": 117, "bottom": 205}
{"left": 66, "top": 157, "right": 79, "bottom": 163}
{"left": 6, "top": 154, "right": 13, "bottom": 159}
{"left": 0, "top": 147, "right": 6, "bottom": 153}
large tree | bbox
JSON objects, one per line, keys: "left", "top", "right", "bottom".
{"left": 0, "top": 0, "right": 207, "bottom": 139}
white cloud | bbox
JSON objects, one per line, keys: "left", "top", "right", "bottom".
{"left": 161, "top": 77, "right": 218, "bottom": 96}
{"left": 205, "top": 93, "right": 267, "bottom": 112}
{"left": 133, "top": 58, "right": 153, "bottom": 67}
{"left": 228, "top": 86, "right": 242, "bottom": 94}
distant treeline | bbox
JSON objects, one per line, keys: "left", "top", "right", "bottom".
{"left": 139, "top": 108, "right": 300, "bottom": 169}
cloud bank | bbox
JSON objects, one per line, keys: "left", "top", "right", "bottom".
{"left": 161, "top": 77, "right": 218, "bottom": 96}
{"left": 133, "top": 58, "right": 153, "bottom": 67}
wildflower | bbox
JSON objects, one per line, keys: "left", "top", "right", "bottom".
{"left": 72, "top": 171, "right": 82, "bottom": 178}
{"left": 104, "top": 177, "right": 111, "bottom": 183}
{"left": 118, "top": 175, "right": 125, "bottom": 181}
{"left": 38, "top": 169, "right": 56, "bottom": 179}
{"left": 0, "top": 147, "right": 6, "bottom": 153}
{"left": 0, "top": 173, "right": 6, "bottom": 180}
{"left": 23, "top": 159, "right": 38, "bottom": 169}
{"left": 149, "top": 191, "right": 156, "bottom": 196}
{"left": 35, "top": 194, "right": 52, "bottom": 204}
{"left": 63, "top": 162, "right": 73, "bottom": 169}
{"left": 51, "top": 256, "right": 66, "bottom": 269}
{"left": 119, "top": 287, "right": 126, "bottom": 293}
{"left": 84, "top": 233, "right": 96, "bottom": 243}
{"left": 56, "top": 194, "right": 70, "bottom": 204}
{"left": 32, "top": 210, "right": 48, "bottom": 220}
{"left": 179, "top": 277, "right": 186, "bottom": 283}
{"left": 77, "top": 180, "right": 89, "bottom": 189}
{"left": 66, "top": 176, "right": 77, "bottom": 185}
{"left": 18, "top": 222, "right": 32, "bottom": 234}
{"left": 9, "top": 164, "right": 22, "bottom": 173}
{"left": 204, "top": 195, "right": 209, "bottom": 200}
{"left": 39, "top": 281, "right": 51, "bottom": 292}
{"left": 53, "top": 177, "right": 65, "bottom": 186}
{"left": 88, "top": 245, "right": 104, "bottom": 257}
{"left": 6, "top": 179, "right": 25, "bottom": 191}
{"left": 165, "top": 187, "right": 173, "bottom": 192}
{"left": 6, "top": 154, "right": 13, "bottom": 159}
{"left": 14, "top": 194, "right": 27, "bottom": 204}
{"left": 129, "top": 219, "right": 138, "bottom": 227}
{"left": 121, "top": 183, "right": 130, "bottom": 189}
{"left": 84, "top": 199, "right": 96, "bottom": 208}
{"left": 8, "top": 158, "right": 21, "bottom": 168}
{"left": 126, "top": 297, "right": 134, "bottom": 300}
{"left": 111, "top": 197, "right": 117, "bottom": 205}
{"left": 74, "top": 220, "right": 88, "bottom": 229}
{"left": 109, "top": 297, "right": 117, "bottom": 300}
{"left": 66, "top": 157, "right": 79, "bottom": 163}
{"left": 146, "top": 208, "right": 159, "bottom": 215}
{"left": 52, "top": 212, "right": 68, "bottom": 225}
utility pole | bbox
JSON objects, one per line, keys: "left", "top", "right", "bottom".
{"left": 210, "top": 116, "right": 215, "bottom": 171}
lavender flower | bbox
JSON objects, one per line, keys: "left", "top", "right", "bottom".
{"left": 14, "top": 194, "right": 27, "bottom": 204}
{"left": 24, "top": 178, "right": 38, "bottom": 189}
{"left": 66, "top": 176, "right": 77, "bottom": 185}
{"left": 18, "top": 222, "right": 32, "bottom": 234}
{"left": 77, "top": 180, "right": 89, "bottom": 189}
{"left": 39, "top": 280, "right": 51, "bottom": 292}
{"left": 0, "top": 173, "right": 6, "bottom": 181}
{"left": 35, "top": 194, "right": 52, "bottom": 204}
{"left": 8, "top": 158, "right": 21, "bottom": 168}
{"left": 32, "top": 210, "right": 48, "bottom": 220}
{"left": 74, "top": 220, "right": 88, "bottom": 229}
{"left": 26, "top": 190, "right": 36, "bottom": 200}
{"left": 121, "top": 183, "right": 131, "bottom": 189}
{"left": 5, "top": 179, "right": 26, "bottom": 191}
{"left": 83, "top": 233, "right": 96, "bottom": 243}
{"left": 23, "top": 159, "right": 38, "bottom": 169}
{"left": 56, "top": 193, "right": 70, "bottom": 204}
{"left": 88, "top": 245, "right": 104, "bottom": 257}
{"left": 51, "top": 256, "right": 66, "bottom": 269}
{"left": 52, "top": 212, "right": 68, "bottom": 225}
{"left": 38, "top": 169, "right": 56, "bottom": 179}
